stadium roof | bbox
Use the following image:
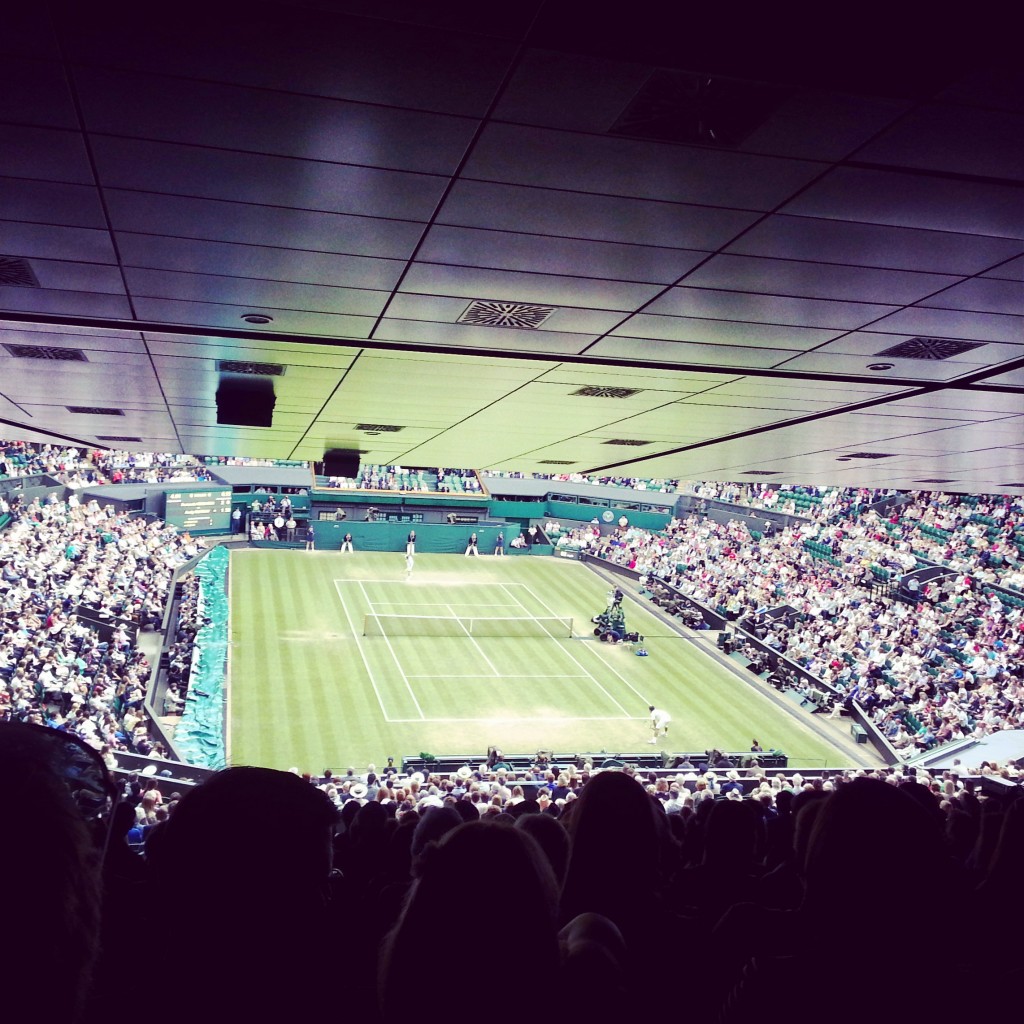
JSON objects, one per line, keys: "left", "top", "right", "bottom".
{"left": 2, "top": 3, "right": 1022, "bottom": 490}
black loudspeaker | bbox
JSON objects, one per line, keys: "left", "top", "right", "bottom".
{"left": 216, "top": 378, "right": 275, "bottom": 428}
{"left": 323, "top": 449, "right": 360, "bottom": 477}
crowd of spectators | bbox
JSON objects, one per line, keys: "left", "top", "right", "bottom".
{"left": 161, "top": 574, "right": 201, "bottom": 716}
{"left": 321, "top": 464, "right": 482, "bottom": 493}
{"left": 587, "top": 505, "right": 1024, "bottom": 755}
{"left": 1, "top": 440, "right": 220, "bottom": 490}
{"left": 0, "top": 491, "right": 199, "bottom": 757}
{"left": 17, "top": 744, "right": 1014, "bottom": 1024}
{"left": 483, "top": 469, "right": 679, "bottom": 491}
{"left": 88, "top": 450, "right": 215, "bottom": 486}
{"left": 686, "top": 479, "right": 896, "bottom": 520}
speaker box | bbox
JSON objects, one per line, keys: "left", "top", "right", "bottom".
{"left": 323, "top": 449, "right": 360, "bottom": 477}
{"left": 216, "top": 378, "right": 275, "bottom": 428}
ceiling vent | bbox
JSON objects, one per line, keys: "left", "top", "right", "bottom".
{"left": 3, "top": 344, "right": 87, "bottom": 361}
{"left": 844, "top": 452, "right": 896, "bottom": 459}
{"left": 96, "top": 435, "right": 142, "bottom": 443}
{"left": 874, "top": 337, "right": 985, "bottom": 360}
{"left": 572, "top": 386, "right": 643, "bottom": 398}
{"left": 609, "top": 70, "right": 792, "bottom": 147}
{"left": 66, "top": 406, "right": 124, "bottom": 416}
{"left": 603, "top": 438, "right": 651, "bottom": 446}
{"left": 538, "top": 459, "right": 576, "bottom": 465}
{"left": 217, "top": 360, "right": 285, "bottom": 376}
{"left": 458, "top": 300, "right": 556, "bottom": 329}
{"left": 356, "top": 423, "right": 403, "bottom": 432}
{"left": 0, "top": 256, "right": 40, "bottom": 288}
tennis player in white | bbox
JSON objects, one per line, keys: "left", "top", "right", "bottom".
{"left": 649, "top": 705, "right": 671, "bottom": 744}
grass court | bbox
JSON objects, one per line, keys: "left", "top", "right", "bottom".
{"left": 228, "top": 549, "right": 855, "bottom": 772}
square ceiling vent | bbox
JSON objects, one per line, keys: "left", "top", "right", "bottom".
{"left": 572, "top": 386, "right": 643, "bottom": 398}
{"left": 609, "top": 70, "right": 792, "bottom": 147}
{"left": 458, "top": 300, "right": 556, "bottom": 329}
{"left": 0, "top": 256, "right": 39, "bottom": 288}
{"left": 3, "top": 344, "right": 87, "bottom": 361}
{"left": 217, "top": 360, "right": 285, "bottom": 376}
{"left": 874, "top": 337, "right": 985, "bottom": 360}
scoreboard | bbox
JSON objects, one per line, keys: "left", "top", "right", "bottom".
{"left": 164, "top": 488, "right": 232, "bottom": 532}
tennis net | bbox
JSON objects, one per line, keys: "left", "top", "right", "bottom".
{"left": 362, "top": 614, "right": 573, "bottom": 638}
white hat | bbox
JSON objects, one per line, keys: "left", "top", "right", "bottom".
{"left": 410, "top": 772, "right": 425, "bottom": 785}
{"left": 348, "top": 782, "right": 367, "bottom": 799}
{"left": 457, "top": 765, "right": 472, "bottom": 779}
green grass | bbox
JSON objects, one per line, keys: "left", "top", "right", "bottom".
{"left": 228, "top": 550, "right": 851, "bottom": 772}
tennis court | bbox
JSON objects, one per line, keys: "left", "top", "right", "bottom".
{"left": 228, "top": 550, "right": 856, "bottom": 771}
{"left": 336, "top": 579, "right": 643, "bottom": 723}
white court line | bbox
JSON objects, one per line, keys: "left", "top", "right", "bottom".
{"left": 333, "top": 578, "right": 394, "bottom": 723}
{"left": 447, "top": 604, "right": 501, "bottom": 677}
{"left": 518, "top": 582, "right": 651, "bottom": 706}
{"left": 498, "top": 583, "right": 632, "bottom": 718}
{"left": 387, "top": 715, "right": 640, "bottom": 724}
{"left": 363, "top": 601, "right": 525, "bottom": 608}
{"left": 357, "top": 580, "right": 424, "bottom": 719}
{"left": 406, "top": 673, "right": 593, "bottom": 679}
{"left": 335, "top": 579, "right": 525, "bottom": 587}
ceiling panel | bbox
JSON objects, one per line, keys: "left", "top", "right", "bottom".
{"left": 398, "top": 262, "right": 663, "bottom": 310}
{"left": 74, "top": 67, "right": 478, "bottom": 176}
{"left": 775, "top": 350, "right": 993, "bottom": 381}
{"left": 0, "top": 125, "right": 94, "bottom": 184}
{"left": 417, "top": 224, "right": 706, "bottom": 283}
{"left": 130, "top": 299, "right": 376, "bottom": 339}
{"left": 381, "top": 293, "right": 622, "bottom": 335}
{"left": 372, "top": 318, "right": 596, "bottom": 355}
{"left": 438, "top": 179, "right": 759, "bottom": 250}
{"left": 0, "top": 57, "right": 78, "bottom": 127}
{"left": 644, "top": 286, "right": 898, "bottom": 328}
{"left": 782, "top": 166, "right": 1024, "bottom": 239}
{"left": 867, "top": 306, "right": 1024, "bottom": 346}
{"left": 116, "top": 234, "right": 405, "bottom": 292}
{"left": 124, "top": 268, "right": 388, "bottom": 317}
{"left": 105, "top": 191, "right": 424, "bottom": 260}
{"left": 61, "top": 9, "right": 517, "bottom": 116}
{"left": 726, "top": 214, "right": 1024, "bottom": 276}
{"left": 89, "top": 137, "right": 449, "bottom": 220}
{"left": 463, "top": 122, "right": 824, "bottom": 208}
{"left": 0, "top": 176, "right": 107, "bottom": 228}
{"left": 0, "top": 4, "right": 1019, "bottom": 490}
{"left": 589, "top": 336, "right": 802, "bottom": 369}
{"left": 918, "top": 277, "right": 1024, "bottom": 315}
{"left": 0, "top": 287, "right": 131, "bottom": 319}
{"left": 609, "top": 313, "right": 841, "bottom": 349}
{"left": 680, "top": 253, "right": 960, "bottom": 304}
{"left": 853, "top": 103, "right": 1024, "bottom": 180}
{"left": 1, "top": 220, "right": 117, "bottom": 264}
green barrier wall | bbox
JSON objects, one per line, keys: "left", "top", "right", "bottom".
{"left": 545, "top": 500, "right": 672, "bottom": 531}
{"left": 310, "top": 521, "right": 509, "bottom": 554}
{"left": 173, "top": 546, "right": 229, "bottom": 768}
